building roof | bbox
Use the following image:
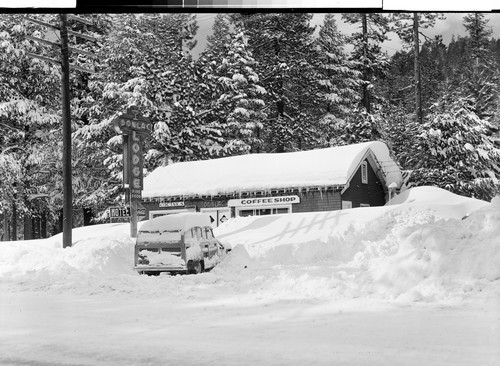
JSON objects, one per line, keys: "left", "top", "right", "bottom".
{"left": 142, "top": 141, "right": 403, "bottom": 199}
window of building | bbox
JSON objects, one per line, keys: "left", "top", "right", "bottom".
{"left": 236, "top": 205, "right": 291, "bottom": 217}
{"left": 361, "top": 161, "right": 368, "bottom": 184}
{"left": 342, "top": 201, "right": 352, "bottom": 209}
{"left": 149, "top": 209, "right": 189, "bottom": 220}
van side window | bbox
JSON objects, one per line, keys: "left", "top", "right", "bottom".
{"left": 205, "top": 227, "right": 214, "bottom": 239}
{"left": 190, "top": 228, "right": 199, "bottom": 240}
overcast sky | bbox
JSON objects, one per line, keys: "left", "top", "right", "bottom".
{"left": 192, "top": 13, "right": 500, "bottom": 57}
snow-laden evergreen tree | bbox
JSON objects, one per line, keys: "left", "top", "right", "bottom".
{"left": 409, "top": 99, "right": 500, "bottom": 200}
{"left": 315, "top": 14, "right": 361, "bottom": 121}
{"left": 461, "top": 13, "right": 499, "bottom": 125}
{"left": 196, "top": 13, "right": 267, "bottom": 155}
{"left": 378, "top": 49, "right": 414, "bottom": 114}
{"left": 391, "top": 13, "right": 445, "bottom": 123}
{"left": 73, "top": 14, "right": 213, "bottom": 217}
{"left": 463, "top": 13, "right": 492, "bottom": 61}
{"left": 342, "top": 13, "right": 391, "bottom": 113}
{"left": 327, "top": 110, "right": 383, "bottom": 147}
{"left": 0, "top": 14, "right": 61, "bottom": 239}
{"left": 235, "top": 13, "right": 321, "bottom": 152}
{"left": 62, "top": 14, "right": 114, "bottom": 225}
{"left": 418, "top": 36, "right": 448, "bottom": 114}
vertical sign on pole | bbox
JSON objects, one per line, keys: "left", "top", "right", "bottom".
{"left": 129, "top": 130, "right": 143, "bottom": 238}
{"left": 113, "top": 106, "right": 152, "bottom": 238}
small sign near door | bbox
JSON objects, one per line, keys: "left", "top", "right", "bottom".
{"left": 201, "top": 208, "right": 230, "bottom": 228}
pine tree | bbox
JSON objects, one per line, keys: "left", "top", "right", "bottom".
{"left": 392, "top": 13, "right": 445, "bottom": 123}
{"left": 463, "top": 13, "right": 492, "bottom": 61}
{"left": 236, "top": 13, "right": 320, "bottom": 152}
{"left": 316, "top": 13, "right": 361, "bottom": 119}
{"left": 0, "top": 14, "right": 62, "bottom": 239}
{"left": 378, "top": 49, "right": 414, "bottom": 114}
{"left": 410, "top": 99, "right": 500, "bottom": 200}
{"left": 419, "top": 36, "right": 447, "bottom": 114}
{"left": 205, "top": 13, "right": 231, "bottom": 52}
{"left": 461, "top": 13, "right": 499, "bottom": 123}
{"left": 73, "top": 13, "right": 203, "bottom": 217}
{"left": 342, "top": 13, "right": 391, "bottom": 113}
{"left": 197, "top": 14, "right": 267, "bottom": 155}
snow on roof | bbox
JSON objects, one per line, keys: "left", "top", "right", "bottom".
{"left": 139, "top": 212, "right": 211, "bottom": 233}
{"left": 143, "top": 141, "right": 403, "bottom": 198}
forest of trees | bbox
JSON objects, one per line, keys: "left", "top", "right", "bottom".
{"left": 1, "top": 12, "right": 499, "bottom": 240}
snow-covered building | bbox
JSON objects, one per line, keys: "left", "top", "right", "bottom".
{"left": 141, "top": 141, "right": 403, "bottom": 227}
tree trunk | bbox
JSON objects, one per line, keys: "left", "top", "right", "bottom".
{"left": 23, "top": 212, "right": 32, "bottom": 240}
{"left": 12, "top": 201, "right": 17, "bottom": 241}
{"left": 274, "top": 37, "right": 285, "bottom": 153}
{"left": 41, "top": 211, "right": 47, "bottom": 239}
{"left": 362, "top": 14, "right": 370, "bottom": 113}
{"left": 413, "top": 12, "right": 423, "bottom": 123}
{"left": 2, "top": 211, "right": 9, "bottom": 241}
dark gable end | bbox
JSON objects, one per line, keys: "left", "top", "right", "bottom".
{"left": 341, "top": 157, "right": 387, "bottom": 208}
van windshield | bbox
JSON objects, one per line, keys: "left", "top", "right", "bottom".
{"left": 137, "top": 230, "right": 182, "bottom": 244}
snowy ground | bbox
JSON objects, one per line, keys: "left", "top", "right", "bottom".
{"left": 1, "top": 186, "right": 499, "bottom": 365}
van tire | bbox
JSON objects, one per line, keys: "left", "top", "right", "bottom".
{"left": 188, "top": 260, "right": 204, "bottom": 274}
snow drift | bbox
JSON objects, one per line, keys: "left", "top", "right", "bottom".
{"left": 1, "top": 186, "right": 498, "bottom": 304}
{"left": 214, "top": 186, "right": 498, "bottom": 302}
{"left": 0, "top": 223, "right": 136, "bottom": 279}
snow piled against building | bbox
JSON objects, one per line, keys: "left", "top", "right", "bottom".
{"left": 142, "top": 141, "right": 403, "bottom": 198}
{"left": 1, "top": 186, "right": 498, "bottom": 304}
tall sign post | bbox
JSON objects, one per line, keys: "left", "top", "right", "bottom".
{"left": 113, "top": 106, "right": 152, "bottom": 238}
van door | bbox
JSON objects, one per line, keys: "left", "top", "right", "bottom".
{"left": 197, "top": 226, "right": 216, "bottom": 269}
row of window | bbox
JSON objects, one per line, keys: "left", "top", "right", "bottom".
{"left": 238, "top": 207, "right": 290, "bottom": 217}
{"left": 185, "top": 226, "right": 215, "bottom": 241}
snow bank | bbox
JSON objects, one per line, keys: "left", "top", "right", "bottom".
{"left": 0, "top": 223, "right": 136, "bottom": 279}
{"left": 1, "top": 186, "right": 497, "bottom": 304}
{"left": 388, "top": 185, "right": 488, "bottom": 218}
{"left": 214, "top": 187, "right": 497, "bottom": 302}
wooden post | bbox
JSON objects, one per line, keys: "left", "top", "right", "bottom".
{"left": 60, "top": 14, "right": 73, "bottom": 248}
{"left": 130, "top": 200, "right": 138, "bottom": 238}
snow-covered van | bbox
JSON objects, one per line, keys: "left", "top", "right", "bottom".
{"left": 134, "top": 213, "right": 227, "bottom": 275}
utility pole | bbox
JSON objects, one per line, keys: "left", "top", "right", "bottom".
{"left": 25, "top": 15, "right": 96, "bottom": 247}
{"left": 60, "top": 14, "right": 72, "bottom": 249}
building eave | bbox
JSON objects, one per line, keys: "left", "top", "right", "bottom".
{"left": 142, "top": 184, "right": 346, "bottom": 203}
